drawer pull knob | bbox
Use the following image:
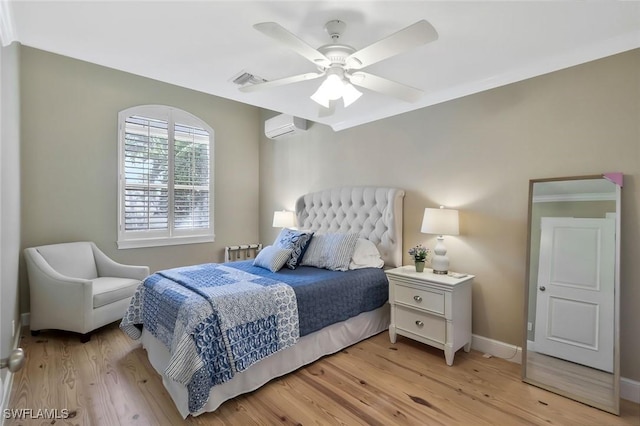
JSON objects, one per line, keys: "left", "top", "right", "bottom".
{"left": 413, "top": 295, "right": 422, "bottom": 302}
{"left": 415, "top": 320, "right": 424, "bottom": 327}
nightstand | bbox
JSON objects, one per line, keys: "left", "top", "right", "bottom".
{"left": 386, "top": 266, "right": 474, "bottom": 366}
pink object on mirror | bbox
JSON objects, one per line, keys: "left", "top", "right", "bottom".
{"left": 603, "top": 172, "right": 623, "bottom": 187}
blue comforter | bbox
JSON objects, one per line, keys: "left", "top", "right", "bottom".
{"left": 121, "top": 261, "right": 388, "bottom": 414}
{"left": 227, "top": 261, "right": 389, "bottom": 336}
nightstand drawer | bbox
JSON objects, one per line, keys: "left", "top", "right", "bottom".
{"left": 395, "top": 305, "right": 445, "bottom": 343}
{"left": 394, "top": 282, "right": 445, "bottom": 315}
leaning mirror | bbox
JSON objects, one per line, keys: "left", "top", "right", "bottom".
{"left": 522, "top": 174, "right": 622, "bottom": 415}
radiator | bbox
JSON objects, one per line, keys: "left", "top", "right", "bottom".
{"left": 224, "top": 243, "right": 262, "bottom": 263}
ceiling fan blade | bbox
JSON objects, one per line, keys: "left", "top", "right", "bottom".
{"left": 349, "top": 72, "right": 423, "bottom": 103}
{"left": 239, "top": 72, "right": 325, "bottom": 93}
{"left": 346, "top": 20, "right": 438, "bottom": 69}
{"left": 254, "top": 22, "right": 331, "bottom": 67}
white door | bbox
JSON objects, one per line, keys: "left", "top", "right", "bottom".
{"left": 534, "top": 217, "right": 615, "bottom": 372}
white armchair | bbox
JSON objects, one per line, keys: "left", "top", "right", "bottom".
{"left": 24, "top": 242, "right": 149, "bottom": 343}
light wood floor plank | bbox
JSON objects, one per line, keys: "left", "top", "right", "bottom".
{"left": 6, "top": 323, "right": 639, "bottom": 425}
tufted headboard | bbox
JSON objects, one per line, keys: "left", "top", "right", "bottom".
{"left": 295, "top": 187, "right": 405, "bottom": 267}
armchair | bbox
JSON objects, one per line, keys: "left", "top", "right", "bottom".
{"left": 24, "top": 242, "right": 149, "bottom": 342}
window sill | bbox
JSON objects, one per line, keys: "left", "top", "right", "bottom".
{"left": 117, "top": 234, "right": 215, "bottom": 249}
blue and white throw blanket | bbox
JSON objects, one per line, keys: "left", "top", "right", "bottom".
{"left": 120, "top": 263, "right": 299, "bottom": 413}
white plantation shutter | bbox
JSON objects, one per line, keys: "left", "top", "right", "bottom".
{"left": 123, "top": 115, "right": 169, "bottom": 231}
{"left": 173, "top": 123, "right": 210, "bottom": 230}
{"left": 118, "top": 106, "right": 214, "bottom": 249}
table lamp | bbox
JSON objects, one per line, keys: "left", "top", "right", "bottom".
{"left": 421, "top": 206, "right": 459, "bottom": 274}
{"left": 272, "top": 210, "right": 296, "bottom": 229}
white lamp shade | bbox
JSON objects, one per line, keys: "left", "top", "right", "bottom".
{"left": 272, "top": 210, "right": 296, "bottom": 228}
{"left": 321, "top": 74, "right": 344, "bottom": 100}
{"left": 310, "top": 89, "right": 331, "bottom": 108}
{"left": 341, "top": 82, "right": 362, "bottom": 107}
{"left": 421, "top": 207, "right": 459, "bottom": 236}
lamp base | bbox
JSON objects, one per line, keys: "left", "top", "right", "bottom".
{"left": 431, "top": 236, "right": 450, "bottom": 275}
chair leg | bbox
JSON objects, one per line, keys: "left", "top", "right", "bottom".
{"left": 80, "top": 333, "right": 91, "bottom": 343}
{"left": 30, "top": 330, "right": 40, "bottom": 337}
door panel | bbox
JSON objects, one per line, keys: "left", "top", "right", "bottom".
{"left": 547, "top": 297, "right": 598, "bottom": 349}
{"left": 549, "top": 227, "right": 599, "bottom": 289}
{"left": 534, "top": 217, "right": 615, "bottom": 372}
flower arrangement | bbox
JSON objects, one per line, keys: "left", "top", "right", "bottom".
{"left": 408, "top": 244, "right": 429, "bottom": 262}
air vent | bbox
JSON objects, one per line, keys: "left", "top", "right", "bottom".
{"left": 230, "top": 70, "right": 267, "bottom": 86}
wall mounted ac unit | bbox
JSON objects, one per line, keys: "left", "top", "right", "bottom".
{"left": 264, "top": 114, "right": 307, "bottom": 139}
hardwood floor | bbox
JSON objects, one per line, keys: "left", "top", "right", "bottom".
{"left": 6, "top": 323, "right": 640, "bottom": 425}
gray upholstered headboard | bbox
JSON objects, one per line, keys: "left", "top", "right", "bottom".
{"left": 295, "top": 186, "right": 405, "bottom": 267}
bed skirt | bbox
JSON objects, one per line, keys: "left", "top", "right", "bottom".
{"left": 141, "top": 303, "right": 390, "bottom": 418}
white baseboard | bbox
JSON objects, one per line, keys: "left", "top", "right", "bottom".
{"left": 621, "top": 377, "right": 640, "bottom": 404}
{"left": 471, "top": 333, "right": 522, "bottom": 364}
{"left": 474, "top": 334, "right": 640, "bottom": 403}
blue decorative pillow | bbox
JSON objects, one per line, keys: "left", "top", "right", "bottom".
{"left": 273, "top": 228, "right": 314, "bottom": 269}
{"left": 253, "top": 246, "right": 293, "bottom": 272}
{"left": 300, "top": 233, "right": 360, "bottom": 271}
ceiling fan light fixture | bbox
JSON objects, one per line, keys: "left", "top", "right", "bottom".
{"left": 310, "top": 88, "right": 331, "bottom": 108}
{"left": 342, "top": 82, "right": 362, "bottom": 107}
{"left": 323, "top": 73, "right": 345, "bottom": 100}
{"left": 310, "top": 74, "right": 342, "bottom": 107}
{"left": 311, "top": 68, "right": 362, "bottom": 108}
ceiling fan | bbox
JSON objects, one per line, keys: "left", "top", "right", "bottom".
{"left": 240, "top": 19, "right": 438, "bottom": 110}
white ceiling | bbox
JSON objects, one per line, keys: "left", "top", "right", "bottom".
{"left": 3, "top": 1, "right": 640, "bottom": 131}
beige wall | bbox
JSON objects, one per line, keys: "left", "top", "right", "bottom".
{"left": 19, "top": 47, "right": 261, "bottom": 312}
{"left": 259, "top": 50, "right": 640, "bottom": 381}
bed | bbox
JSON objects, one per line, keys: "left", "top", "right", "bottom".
{"left": 122, "top": 186, "right": 404, "bottom": 417}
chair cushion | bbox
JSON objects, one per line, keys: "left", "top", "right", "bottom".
{"left": 36, "top": 242, "right": 98, "bottom": 280}
{"left": 92, "top": 277, "right": 139, "bottom": 308}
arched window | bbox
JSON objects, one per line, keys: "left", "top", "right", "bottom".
{"left": 117, "top": 105, "right": 214, "bottom": 249}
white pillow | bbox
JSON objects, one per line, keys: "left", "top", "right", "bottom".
{"left": 300, "top": 233, "right": 359, "bottom": 271}
{"left": 253, "top": 246, "right": 293, "bottom": 272}
{"left": 349, "top": 238, "right": 384, "bottom": 270}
